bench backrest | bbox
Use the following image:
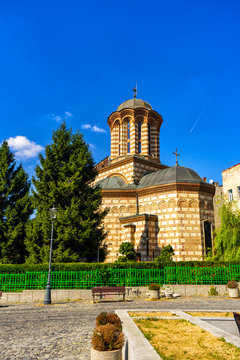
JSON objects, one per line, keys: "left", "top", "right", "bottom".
{"left": 92, "top": 287, "right": 125, "bottom": 294}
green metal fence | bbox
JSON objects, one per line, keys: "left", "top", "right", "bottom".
{"left": 1, "top": 266, "right": 240, "bottom": 292}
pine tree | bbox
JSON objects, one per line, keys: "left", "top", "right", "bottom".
{"left": 0, "top": 140, "right": 33, "bottom": 263}
{"left": 25, "top": 122, "right": 107, "bottom": 263}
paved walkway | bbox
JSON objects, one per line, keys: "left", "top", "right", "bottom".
{"left": 1, "top": 297, "right": 240, "bottom": 360}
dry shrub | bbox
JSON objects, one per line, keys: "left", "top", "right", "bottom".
{"left": 96, "top": 312, "right": 108, "bottom": 326}
{"left": 91, "top": 323, "right": 124, "bottom": 351}
{"left": 96, "top": 312, "right": 122, "bottom": 331}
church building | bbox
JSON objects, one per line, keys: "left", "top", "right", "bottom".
{"left": 95, "top": 94, "right": 215, "bottom": 262}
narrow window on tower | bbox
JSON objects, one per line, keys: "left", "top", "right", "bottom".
{"left": 127, "top": 121, "right": 130, "bottom": 153}
{"left": 148, "top": 123, "right": 151, "bottom": 155}
{"left": 138, "top": 121, "right": 141, "bottom": 153}
{"left": 118, "top": 123, "right": 121, "bottom": 155}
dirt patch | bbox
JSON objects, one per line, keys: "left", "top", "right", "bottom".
{"left": 129, "top": 311, "right": 177, "bottom": 317}
{"left": 135, "top": 318, "right": 240, "bottom": 360}
{"left": 186, "top": 311, "right": 234, "bottom": 317}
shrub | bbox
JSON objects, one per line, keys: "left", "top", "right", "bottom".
{"left": 148, "top": 283, "right": 160, "bottom": 290}
{"left": 96, "top": 312, "right": 122, "bottom": 331}
{"left": 2, "top": 260, "right": 240, "bottom": 274}
{"left": 91, "top": 323, "right": 124, "bottom": 351}
{"left": 96, "top": 312, "right": 108, "bottom": 326}
{"left": 117, "top": 242, "right": 136, "bottom": 262}
{"left": 208, "top": 285, "right": 218, "bottom": 296}
{"left": 155, "top": 245, "right": 175, "bottom": 266}
{"left": 227, "top": 281, "right": 238, "bottom": 289}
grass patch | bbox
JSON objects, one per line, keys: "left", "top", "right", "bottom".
{"left": 129, "top": 311, "right": 177, "bottom": 317}
{"left": 186, "top": 311, "right": 234, "bottom": 317}
{"left": 135, "top": 318, "right": 240, "bottom": 360}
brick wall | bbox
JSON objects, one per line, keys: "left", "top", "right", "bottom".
{"left": 100, "top": 185, "right": 215, "bottom": 262}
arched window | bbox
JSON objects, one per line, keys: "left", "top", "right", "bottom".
{"left": 204, "top": 220, "right": 212, "bottom": 253}
{"left": 138, "top": 121, "right": 142, "bottom": 153}
{"left": 118, "top": 122, "right": 121, "bottom": 155}
{"left": 127, "top": 121, "right": 130, "bottom": 153}
{"left": 148, "top": 123, "right": 151, "bottom": 155}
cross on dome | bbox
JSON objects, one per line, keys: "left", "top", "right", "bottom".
{"left": 132, "top": 81, "right": 137, "bottom": 98}
{"left": 173, "top": 148, "right": 180, "bottom": 166}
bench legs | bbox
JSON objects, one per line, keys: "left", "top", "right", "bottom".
{"left": 92, "top": 293, "right": 126, "bottom": 303}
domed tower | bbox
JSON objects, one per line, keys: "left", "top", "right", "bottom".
{"left": 108, "top": 97, "right": 163, "bottom": 163}
{"left": 94, "top": 93, "right": 215, "bottom": 263}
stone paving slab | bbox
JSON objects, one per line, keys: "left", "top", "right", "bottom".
{"left": 1, "top": 297, "right": 240, "bottom": 360}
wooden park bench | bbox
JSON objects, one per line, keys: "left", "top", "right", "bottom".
{"left": 92, "top": 286, "right": 126, "bottom": 303}
{"left": 233, "top": 312, "right": 240, "bottom": 335}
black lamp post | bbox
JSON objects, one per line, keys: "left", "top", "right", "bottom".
{"left": 44, "top": 205, "right": 58, "bottom": 305}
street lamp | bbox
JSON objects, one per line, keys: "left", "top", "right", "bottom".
{"left": 44, "top": 205, "right": 58, "bottom": 305}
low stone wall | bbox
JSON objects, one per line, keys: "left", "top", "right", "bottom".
{"left": 0, "top": 285, "right": 229, "bottom": 305}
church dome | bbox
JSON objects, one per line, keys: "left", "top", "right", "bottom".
{"left": 97, "top": 176, "right": 127, "bottom": 190}
{"left": 117, "top": 98, "right": 152, "bottom": 111}
{"left": 138, "top": 165, "right": 205, "bottom": 188}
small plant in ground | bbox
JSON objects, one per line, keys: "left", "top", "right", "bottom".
{"left": 208, "top": 285, "right": 218, "bottom": 296}
{"left": 116, "top": 242, "right": 137, "bottom": 262}
{"left": 148, "top": 283, "right": 160, "bottom": 290}
{"left": 227, "top": 280, "right": 238, "bottom": 289}
{"left": 91, "top": 323, "right": 124, "bottom": 351}
{"left": 155, "top": 245, "right": 175, "bottom": 266}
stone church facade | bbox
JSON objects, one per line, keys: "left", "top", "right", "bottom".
{"left": 95, "top": 97, "right": 215, "bottom": 262}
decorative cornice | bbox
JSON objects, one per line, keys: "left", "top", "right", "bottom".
{"left": 97, "top": 155, "right": 166, "bottom": 175}
{"left": 108, "top": 108, "right": 163, "bottom": 131}
{"left": 119, "top": 213, "right": 158, "bottom": 224}
{"left": 102, "top": 182, "right": 215, "bottom": 197}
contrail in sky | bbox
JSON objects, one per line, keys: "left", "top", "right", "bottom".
{"left": 189, "top": 95, "right": 212, "bottom": 134}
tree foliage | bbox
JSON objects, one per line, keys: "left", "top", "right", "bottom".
{"left": 0, "top": 141, "right": 33, "bottom": 263}
{"left": 117, "top": 242, "right": 136, "bottom": 262}
{"left": 211, "top": 202, "right": 240, "bottom": 261}
{"left": 25, "top": 122, "right": 107, "bottom": 263}
{"left": 155, "top": 245, "right": 175, "bottom": 266}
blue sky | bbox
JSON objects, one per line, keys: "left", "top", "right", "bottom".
{"left": 0, "top": 0, "right": 239, "bottom": 184}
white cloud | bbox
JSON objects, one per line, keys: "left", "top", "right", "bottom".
{"left": 50, "top": 111, "right": 73, "bottom": 123}
{"left": 82, "top": 124, "right": 92, "bottom": 129}
{"left": 7, "top": 136, "right": 44, "bottom": 160}
{"left": 82, "top": 124, "right": 106, "bottom": 133}
{"left": 92, "top": 125, "right": 106, "bottom": 133}
{"left": 89, "top": 143, "right": 96, "bottom": 149}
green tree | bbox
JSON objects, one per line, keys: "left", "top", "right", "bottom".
{"left": 0, "top": 141, "right": 33, "bottom": 263}
{"left": 25, "top": 122, "right": 107, "bottom": 263}
{"left": 155, "top": 245, "right": 175, "bottom": 266}
{"left": 117, "top": 242, "right": 136, "bottom": 262}
{"left": 211, "top": 202, "right": 240, "bottom": 261}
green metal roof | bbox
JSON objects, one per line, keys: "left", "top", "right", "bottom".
{"left": 96, "top": 165, "right": 206, "bottom": 190}
{"left": 117, "top": 98, "right": 152, "bottom": 111}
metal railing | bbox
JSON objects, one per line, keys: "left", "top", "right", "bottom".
{"left": 1, "top": 265, "right": 239, "bottom": 292}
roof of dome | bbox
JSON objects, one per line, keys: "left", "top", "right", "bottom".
{"left": 138, "top": 166, "right": 204, "bottom": 188}
{"left": 117, "top": 98, "right": 152, "bottom": 111}
{"left": 96, "top": 166, "right": 206, "bottom": 190}
{"left": 97, "top": 176, "right": 128, "bottom": 190}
